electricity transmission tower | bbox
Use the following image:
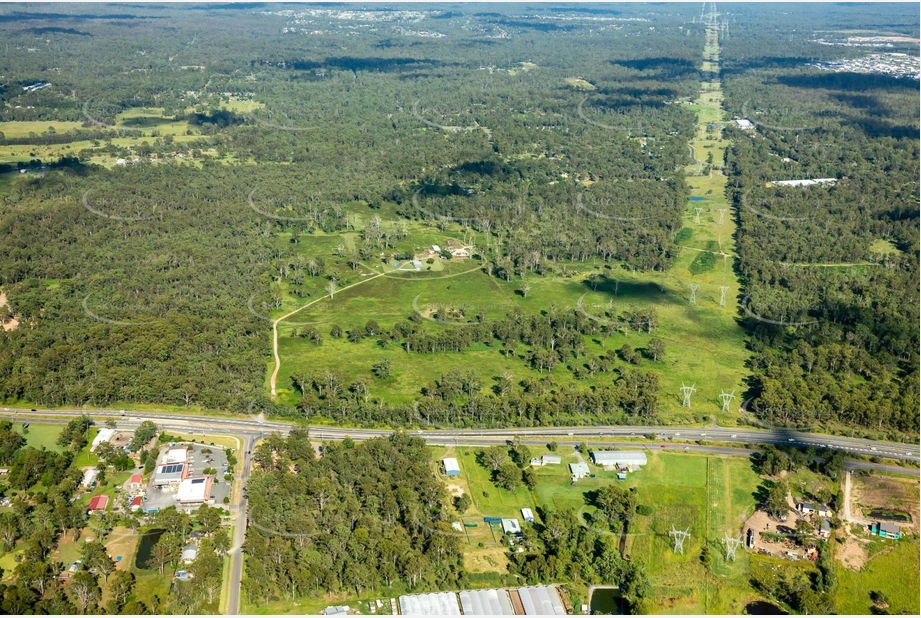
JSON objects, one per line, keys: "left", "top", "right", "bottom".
{"left": 689, "top": 283, "right": 699, "bottom": 305}
{"left": 694, "top": 208, "right": 703, "bottom": 224}
{"left": 723, "top": 534, "right": 743, "bottom": 561}
{"left": 719, "top": 285, "right": 729, "bottom": 307}
{"left": 670, "top": 526, "right": 691, "bottom": 554}
{"left": 680, "top": 383, "right": 696, "bottom": 408}
{"left": 719, "top": 389, "right": 736, "bottom": 413}
{"left": 717, "top": 208, "right": 726, "bottom": 225}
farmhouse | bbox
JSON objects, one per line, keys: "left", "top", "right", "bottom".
{"left": 87, "top": 495, "right": 108, "bottom": 512}
{"left": 502, "top": 518, "right": 522, "bottom": 536}
{"left": 542, "top": 455, "right": 562, "bottom": 465}
{"left": 590, "top": 450, "right": 648, "bottom": 468}
{"left": 129, "top": 496, "right": 143, "bottom": 512}
{"left": 181, "top": 546, "right": 198, "bottom": 564}
{"left": 874, "top": 521, "right": 901, "bottom": 539}
{"left": 569, "top": 463, "right": 590, "bottom": 480}
{"left": 176, "top": 477, "right": 212, "bottom": 506}
{"left": 819, "top": 519, "right": 831, "bottom": 538}
{"left": 128, "top": 473, "right": 143, "bottom": 490}
{"left": 442, "top": 457, "right": 460, "bottom": 477}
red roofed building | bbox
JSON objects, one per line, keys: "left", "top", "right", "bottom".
{"left": 130, "top": 496, "right": 143, "bottom": 512}
{"left": 88, "top": 495, "right": 109, "bottom": 512}
{"left": 128, "top": 474, "right": 143, "bottom": 490}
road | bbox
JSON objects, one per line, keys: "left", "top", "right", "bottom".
{"left": 6, "top": 407, "right": 919, "bottom": 464}
{"left": 7, "top": 407, "right": 917, "bottom": 612}
{"left": 226, "top": 432, "right": 257, "bottom": 615}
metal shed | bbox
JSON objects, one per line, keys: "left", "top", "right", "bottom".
{"left": 591, "top": 450, "right": 648, "bottom": 467}
{"left": 442, "top": 457, "right": 460, "bottom": 477}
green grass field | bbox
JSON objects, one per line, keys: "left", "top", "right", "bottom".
{"left": 834, "top": 539, "right": 921, "bottom": 614}
{"left": 13, "top": 422, "right": 65, "bottom": 452}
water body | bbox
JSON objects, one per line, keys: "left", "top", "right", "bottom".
{"left": 590, "top": 587, "right": 628, "bottom": 615}
{"left": 690, "top": 196, "right": 706, "bottom": 201}
{"left": 134, "top": 529, "right": 165, "bottom": 569}
{"left": 745, "top": 600, "right": 787, "bottom": 615}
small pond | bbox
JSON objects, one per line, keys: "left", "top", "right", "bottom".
{"left": 690, "top": 196, "right": 706, "bottom": 201}
{"left": 134, "top": 529, "right": 165, "bottom": 569}
{"left": 590, "top": 587, "right": 628, "bottom": 615}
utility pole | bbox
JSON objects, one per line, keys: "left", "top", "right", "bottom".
{"left": 719, "top": 389, "right": 736, "bottom": 413}
{"left": 680, "top": 383, "right": 697, "bottom": 408}
{"left": 670, "top": 526, "right": 691, "bottom": 554}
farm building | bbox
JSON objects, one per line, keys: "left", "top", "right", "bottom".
{"left": 322, "top": 606, "right": 349, "bottom": 616}
{"left": 521, "top": 508, "right": 534, "bottom": 523}
{"left": 819, "top": 519, "right": 831, "bottom": 538}
{"left": 181, "top": 546, "right": 198, "bottom": 564}
{"left": 591, "top": 450, "right": 647, "bottom": 468}
{"left": 542, "top": 455, "right": 562, "bottom": 465}
{"left": 176, "top": 477, "right": 212, "bottom": 506}
{"left": 502, "top": 519, "right": 522, "bottom": 536}
{"left": 874, "top": 522, "right": 901, "bottom": 539}
{"left": 153, "top": 462, "right": 187, "bottom": 488}
{"left": 459, "top": 589, "right": 514, "bottom": 615}
{"left": 87, "top": 495, "right": 108, "bottom": 512}
{"left": 770, "top": 178, "right": 837, "bottom": 188}
{"left": 398, "top": 592, "right": 460, "bottom": 615}
{"left": 90, "top": 428, "right": 116, "bottom": 452}
{"left": 81, "top": 468, "right": 98, "bottom": 488}
{"left": 516, "top": 586, "right": 566, "bottom": 615}
{"left": 529, "top": 458, "right": 543, "bottom": 467}
{"left": 734, "top": 118, "right": 754, "bottom": 129}
{"left": 442, "top": 457, "right": 460, "bottom": 477}
{"left": 570, "top": 463, "right": 590, "bottom": 480}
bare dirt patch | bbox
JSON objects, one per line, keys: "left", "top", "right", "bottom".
{"left": 0, "top": 292, "right": 19, "bottom": 332}
{"left": 838, "top": 532, "right": 870, "bottom": 570}
{"left": 853, "top": 474, "right": 919, "bottom": 534}
{"left": 446, "top": 483, "right": 465, "bottom": 498}
{"left": 742, "top": 506, "right": 811, "bottom": 559}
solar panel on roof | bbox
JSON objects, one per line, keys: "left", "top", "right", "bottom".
{"left": 159, "top": 463, "right": 183, "bottom": 474}
{"left": 191, "top": 478, "right": 205, "bottom": 484}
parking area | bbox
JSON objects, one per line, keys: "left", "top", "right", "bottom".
{"left": 143, "top": 442, "right": 232, "bottom": 513}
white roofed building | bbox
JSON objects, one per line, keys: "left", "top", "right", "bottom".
{"left": 398, "top": 592, "right": 460, "bottom": 615}
{"left": 176, "top": 477, "right": 212, "bottom": 506}
{"left": 90, "top": 428, "right": 116, "bottom": 452}
{"left": 517, "top": 586, "right": 567, "bottom": 615}
{"left": 442, "top": 457, "right": 460, "bottom": 477}
{"left": 459, "top": 589, "right": 514, "bottom": 615}
{"left": 591, "top": 450, "right": 648, "bottom": 467}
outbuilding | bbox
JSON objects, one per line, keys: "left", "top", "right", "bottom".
{"left": 591, "top": 450, "right": 647, "bottom": 467}
{"left": 541, "top": 455, "right": 562, "bottom": 465}
{"left": 88, "top": 495, "right": 108, "bottom": 512}
{"left": 569, "top": 463, "right": 590, "bottom": 480}
{"left": 442, "top": 457, "right": 461, "bottom": 477}
{"left": 521, "top": 508, "right": 534, "bottom": 523}
{"left": 502, "top": 519, "right": 522, "bottom": 536}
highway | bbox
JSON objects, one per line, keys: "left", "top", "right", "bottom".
{"left": 6, "top": 406, "right": 917, "bottom": 613}
{"left": 7, "top": 407, "right": 918, "bottom": 463}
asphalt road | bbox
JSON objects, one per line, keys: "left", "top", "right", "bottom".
{"left": 7, "top": 406, "right": 917, "bottom": 612}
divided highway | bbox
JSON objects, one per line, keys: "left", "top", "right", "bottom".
{"left": 7, "top": 406, "right": 917, "bottom": 614}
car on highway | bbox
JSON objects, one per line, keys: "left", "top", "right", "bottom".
{"left": 661, "top": 445, "right": 667, "bottom": 449}
{"left": 700, "top": 433, "right": 706, "bottom": 437}
{"left": 731, "top": 434, "right": 737, "bottom": 438}
{"left": 788, "top": 438, "right": 795, "bottom": 442}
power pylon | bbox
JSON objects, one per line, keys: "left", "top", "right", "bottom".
{"left": 689, "top": 283, "right": 699, "bottom": 305}
{"left": 719, "top": 389, "right": 736, "bottom": 413}
{"left": 670, "top": 526, "right": 691, "bottom": 554}
{"left": 717, "top": 208, "right": 726, "bottom": 225}
{"left": 680, "top": 383, "right": 696, "bottom": 408}
{"left": 719, "top": 285, "right": 729, "bottom": 307}
{"left": 694, "top": 208, "right": 703, "bottom": 224}
{"left": 723, "top": 533, "right": 743, "bottom": 561}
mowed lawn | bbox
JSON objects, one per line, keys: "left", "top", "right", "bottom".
{"left": 13, "top": 422, "right": 65, "bottom": 452}
{"left": 834, "top": 540, "right": 921, "bottom": 615}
